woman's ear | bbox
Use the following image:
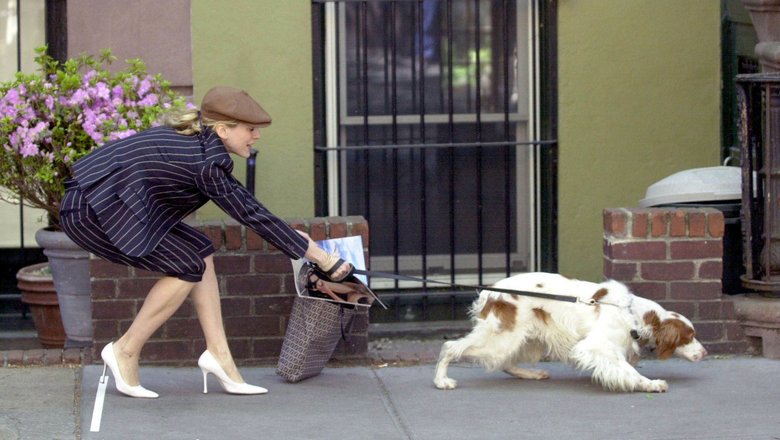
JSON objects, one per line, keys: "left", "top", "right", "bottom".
{"left": 213, "top": 123, "right": 228, "bottom": 139}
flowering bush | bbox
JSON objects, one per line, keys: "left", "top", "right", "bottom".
{"left": 0, "top": 46, "right": 187, "bottom": 228}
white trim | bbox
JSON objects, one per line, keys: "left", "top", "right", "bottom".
{"left": 339, "top": 112, "right": 527, "bottom": 126}
{"left": 527, "top": 0, "right": 542, "bottom": 271}
{"left": 89, "top": 374, "right": 108, "bottom": 432}
{"left": 325, "top": 2, "right": 340, "bottom": 216}
{"left": 369, "top": 272, "right": 517, "bottom": 290}
{"left": 367, "top": 253, "right": 526, "bottom": 289}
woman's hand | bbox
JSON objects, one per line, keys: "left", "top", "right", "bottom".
{"left": 319, "top": 253, "right": 353, "bottom": 281}
{"left": 297, "top": 230, "right": 354, "bottom": 281}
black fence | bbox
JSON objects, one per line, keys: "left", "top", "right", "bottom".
{"left": 311, "top": 0, "right": 558, "bottom": 322}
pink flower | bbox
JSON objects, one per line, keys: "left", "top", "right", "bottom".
{"left": 137, "top": 77, "right": 151, "bottom": 96}
{"left": 94, "top": 82, "right": 110, "bottom": 100}
{"left": 69, "top": 89, "right": 88, "bottom": 106}
{"left": 90, "top": 132, "right": 105, "bottom": 145}
{"left": 0, "top": 47, "right": 186, "bottom": 228}
{"left": 0, "top": 104, "right": 14, "bottom": 119}
{"left": 4, "top": 88, "right": 21, "bottom": 106}
{"left": 20, "top": 141, "right": 39, "bottom": 157}
{"left": 9, "top": 131, "right": 19, "bottom": 148}
{"left": 82, "top": 70, "right": 97, "bottom": 83}
{"left": 108, "top": 129, "right": 137, "bottom": 141}
{"left": 138, "top": 94, "right": 158, "bottom": 107}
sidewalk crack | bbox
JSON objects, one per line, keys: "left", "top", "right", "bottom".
{"left": 371, "top": 368, "right": 416, "bottom": 440}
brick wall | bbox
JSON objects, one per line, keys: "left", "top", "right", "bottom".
{"left": 603, "top": 207, "right": 750, "bottom": 354}
{"left": 90, "top": 216, "right": 369, "bottom": 365}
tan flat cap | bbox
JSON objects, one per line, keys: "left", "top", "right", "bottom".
{"left": 201, "top": 86, "right": 272, "bottom": 127}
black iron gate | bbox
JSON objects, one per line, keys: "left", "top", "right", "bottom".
{"left": 311, "top": 0, "right": 557, "bottom": 323}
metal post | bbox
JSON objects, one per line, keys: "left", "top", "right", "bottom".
{"left": 17, "top": 0, "right": 24, "bottom": 249}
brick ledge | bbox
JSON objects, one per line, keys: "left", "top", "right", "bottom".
{"left": 0, "top": 348, "right": 91, "bottom": 367}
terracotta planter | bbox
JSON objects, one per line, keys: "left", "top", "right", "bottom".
{"left": 16, "top": 263, "right": 66, "bottom": 348}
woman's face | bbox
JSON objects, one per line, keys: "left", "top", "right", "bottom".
{"left": 217, "top": 123, "right": 261, "bottom": 158}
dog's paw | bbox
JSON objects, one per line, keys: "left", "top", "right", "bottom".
{"left": 526, "top": 369, "right": 550, "bottom": 380}
{"left": 504, "top": 367, "right": 550, "bottom": 380}
{"left": 642, "top": 379, "right": 668, "bottom": 393}
{"left": 434, "top": 377, "right": 458, "bottom": 390}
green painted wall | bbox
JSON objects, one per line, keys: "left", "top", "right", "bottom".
{"left": 188, "top": 1, "right": 722, "bottom": 281}
{"left": 191, "top": 1, "right": 314, "bottom": 219}
{"left": 557, "top": 1, "right": 722, "bottom": 280}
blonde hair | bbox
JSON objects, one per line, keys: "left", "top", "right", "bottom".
{"left": 162, "top": 108, "right": 238, "bottom": 136}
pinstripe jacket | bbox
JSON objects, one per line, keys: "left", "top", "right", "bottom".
{"left": 70, "top": 126, "right": 308, "bottom": 259}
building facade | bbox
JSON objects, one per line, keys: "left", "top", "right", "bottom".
{"left": 1, "top": 1, "right": 754, "bottom": 327}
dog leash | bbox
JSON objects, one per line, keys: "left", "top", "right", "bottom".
{"left": 351, "top": 268, "right": 580, "bottom": 304}
{"left": 350, "top": 268, "right": 642, "bottom": 340}
{"left": 352, "top": 268, "right": 641, "bottom": 339}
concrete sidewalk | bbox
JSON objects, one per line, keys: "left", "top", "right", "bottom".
{"left": 4, "top": 354, "right": 780, "bottom": 440}
{"left": 0, "top": 366, "right": 80, "bottom": 439}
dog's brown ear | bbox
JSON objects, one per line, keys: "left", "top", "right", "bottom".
{"left": 643, "top": 310, "right": 661, "bottom": 328}
{"left": 655, "top": 323, "right": 680, "bottom": 359}
{"left": 654, "top": 319, "right": 694, "bottom": 359}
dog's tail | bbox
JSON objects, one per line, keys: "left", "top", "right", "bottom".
{"left": 468, "top": 288, "right": 505, "bottom": 322}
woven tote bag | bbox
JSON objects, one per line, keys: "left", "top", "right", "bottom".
{"left": 276, "top": 296, "right": 356, "bottom": 383}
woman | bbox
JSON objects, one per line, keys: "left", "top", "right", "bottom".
{"left": 59, "top": 86, "right": 351, "bottom": 398}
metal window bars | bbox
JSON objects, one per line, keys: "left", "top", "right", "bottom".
{"left": 311, "top": 0, "right": 558, "bottom": 322}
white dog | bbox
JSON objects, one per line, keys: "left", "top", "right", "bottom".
{"left": 433, "top": 272, "right": 707, "bottom": 393}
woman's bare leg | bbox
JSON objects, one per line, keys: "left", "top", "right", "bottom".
{"left": 189, "top": 255, "right": 243, "bottom": 383}
{"left": 112, "top": 276, "right": 195, "bottom": 386}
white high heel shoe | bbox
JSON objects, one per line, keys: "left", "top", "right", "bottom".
{"left": 101, "top": 342, "right": 159, "bottom": 399}
{"left": 198, "top": 350, "right": 267, "bottom": 395}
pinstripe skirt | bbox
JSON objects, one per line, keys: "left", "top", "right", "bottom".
{"left": 59, "top": 182, "right": 214, "bottom": 282}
